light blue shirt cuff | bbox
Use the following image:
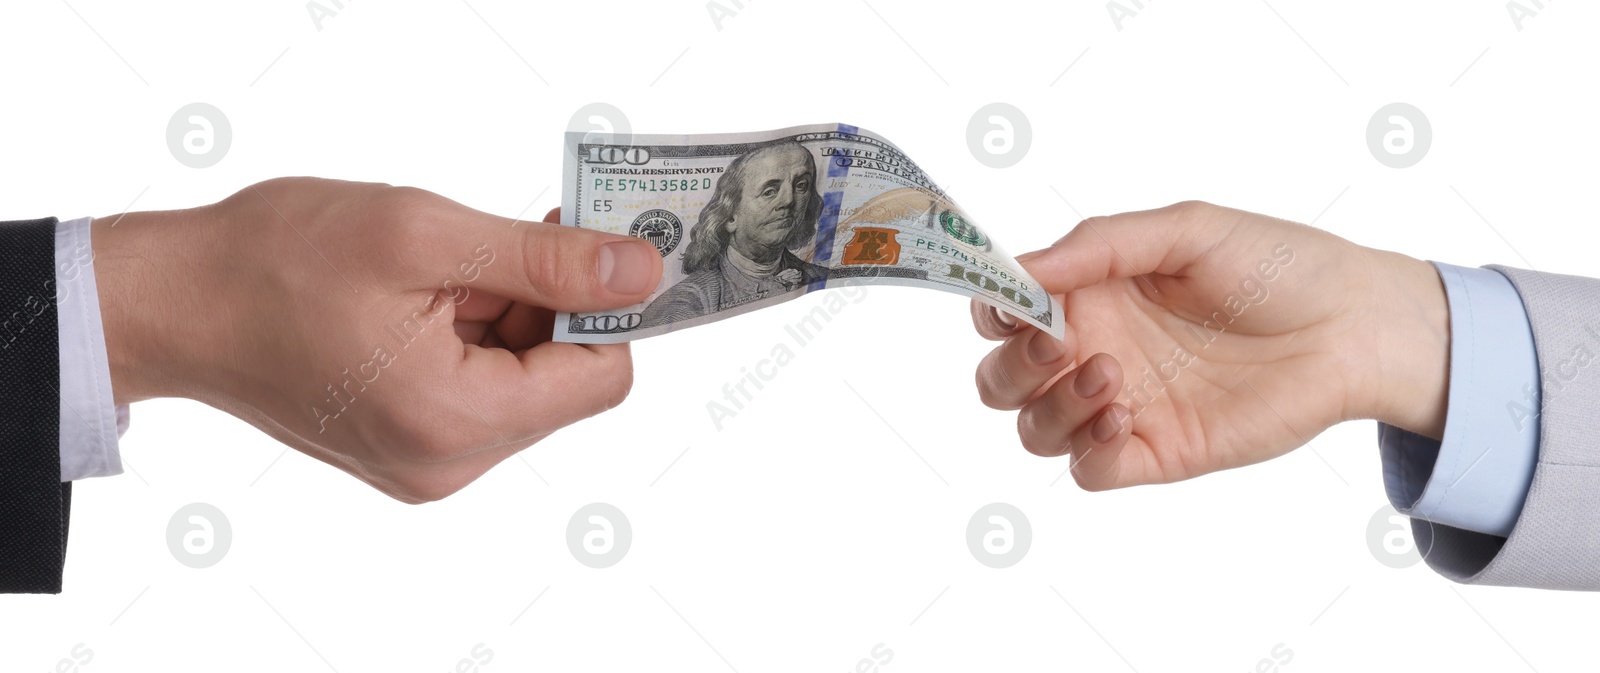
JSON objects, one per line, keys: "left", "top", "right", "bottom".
{"left": 1379, "top": 262, "right": 1539, "bottom": 538}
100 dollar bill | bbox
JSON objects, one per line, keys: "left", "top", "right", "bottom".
{"left": 553, "top": 123, "right": 1063, "bottom": 343}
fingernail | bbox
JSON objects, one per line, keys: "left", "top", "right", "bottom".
{"left": 1026, "top": 330, "right": 1067, "bottom": 365}
{"left": 1091, "top": 406, "right": 1126, "bottom": 443}
{"left": 599, "top": 240, "right": 656, "bottom": 295}
{"left": 1074, "top": 357, "right": 1109, "bottom": 398}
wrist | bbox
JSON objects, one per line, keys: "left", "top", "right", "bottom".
{"left": 91, "top": 210, "right": 214, "bottom": 404}
{"left": 1357, "top": 247, "right": 1450, "bottom": 438}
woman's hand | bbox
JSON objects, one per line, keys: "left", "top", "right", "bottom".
{"left": 973, "top": 201, "right": 1449, "bottom": 490}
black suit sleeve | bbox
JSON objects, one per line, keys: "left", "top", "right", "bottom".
{"left": 0, "top": 217, "right": 71, "bottom": 594}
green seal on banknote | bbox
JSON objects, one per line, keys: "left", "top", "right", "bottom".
{"left": 939, "top": 210, "right": 988, "bottom": 248}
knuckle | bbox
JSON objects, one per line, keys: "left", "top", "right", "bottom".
{"left": 383, "top": 185, "right": 439, "bottom": 212}
{"left": 245, "top": 176, "right": 293, "bottom": 197}
{"left": 1069, "top": 444, "right": 1123, "bottom": 492}
{"left": 1066, "top": 214, "right": 1115, "bottom": 245}
{"left": 975, "top": 352, "right": 1019, "bottom": 410}
{"left": 1071, "top": 470, "right": 1115, "bottom": 492}
{"left": 597, "top": 357, "right": 635, "bottom": 411}
{"left": 1168, "top": 199, "right": 1216, "bottom": 219}
{"left": 976, "top": 378, "right": 1003, "bottom": 410}
{"left": 222, "top": 177, "right": 298, "bottom": 214}
{"left": 1072, "top": 213, "right": 1113, "bottom": 231}
{"left": 1035, "top": 386, "right": 1072, "bottom": 424}
{"left": 995, "top": 346, "right": 1028, "bottom": 399}
{"left": 370, "top": 187, "right": 453, "bottom": 275}
{"left": 1015, "top": 408, "right": 1063, "bottom": 457}
{"left": 255, "top": 175, "right": 315, "bottom": 193}
{"left": 377, "top": 186, "right": 446, "bottom": 234}
{"left": 975, "top": 377, "right": 1003, "bottom": 410}
{"left": 522, "top": 226, "right": 585, "bottom": 296}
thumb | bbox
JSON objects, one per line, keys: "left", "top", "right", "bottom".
{"left": 471, "top": 207, "right": 664, "bottom": 311}
{"left": 1018, "top": 201, "right": 1234, "bottom": 295}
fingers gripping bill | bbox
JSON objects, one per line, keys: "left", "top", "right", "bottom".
{"left": 554, "top": 123, "right": 1064, "bottom": 343}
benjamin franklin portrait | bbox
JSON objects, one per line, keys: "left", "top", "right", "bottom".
{"left": 639, "top": 141, "right": 829, "bottom": 328}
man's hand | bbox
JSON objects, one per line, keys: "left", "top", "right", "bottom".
{"left": 91, "top": 177, "right": 663, "bottom": 503}
{"left": 973, "top": 201, "right": 1450, "bottom": 491}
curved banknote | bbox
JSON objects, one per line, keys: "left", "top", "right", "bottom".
{"left": 553, "top": 123, "right": 1064, "bottom": 343}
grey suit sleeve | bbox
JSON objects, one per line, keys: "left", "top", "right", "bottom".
{"left": 1418, "top": 265, "right": 1600, "bottom": 589}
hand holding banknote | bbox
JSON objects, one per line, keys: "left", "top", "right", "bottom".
{"left": 92, "top": 178, "right": 660, "bottom": 502}
{"left": 973, "top": 201, "right": 1452, "bottom": 491}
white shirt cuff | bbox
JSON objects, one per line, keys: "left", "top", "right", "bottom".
{"left": 56, "top": 216, "right": 125, "bottom": 481}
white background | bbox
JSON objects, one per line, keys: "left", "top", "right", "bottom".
{"left": 3, "top": 0, "right": 1596, "bottom": 671}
